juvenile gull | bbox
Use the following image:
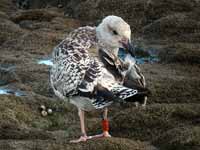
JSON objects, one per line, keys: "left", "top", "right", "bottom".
{"left": 50, "top": 15, "right": 149, "bottom": 143}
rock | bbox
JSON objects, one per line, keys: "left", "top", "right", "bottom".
{"left": 16, "top": 0, "right": 70, "bottom": 9}
{"left": 110, "top": 104, "right": 200, "bottom": 142}
{"left": 0, "top": 8, "right": 80, "bottom": 59}
{"left": 0, "top": 18, "right": 24, "bottom": 46}
{"left": 0, "top": 138, "right": 157, "bottom": 150}
{"left": 10, "top": 9, "right": 61, "bottom": 23}
{"left": 47, "top": 108, "right": 53, "bottom": 115}
{"left": 0, "top": 126, "right": 53, "bottom": 140}
{"left": 14, "top": 0, "right": 200, "bottom": 41}
{"left": 0, "top": 94, "right": 158, "bottom": 149}
{"left": 142, "top": 63, "right": 200, "bottom": 103}
{"left": 153, "top": 126, "right": 200, "bottom": 150}
{"left": 41, "top": 110, "right": 48, "bottom": 117}
{"left": 64, "top": 0, "right": 200, "bottom": 35}
{"left": 40, "top": 105, "right": 46, "bottom": 111}
{"left": 158, "top": 43, "right": 200, "bottom": 64}
{"left": 65, "top": 0, "right": 147, "bottom": 34}
{"left": 0, "top": 11, "right": 9, "bottom": 19}
{"left": 0, "top": 0, "right": 17, "bottom": 14}
{"left": 0, "top": 66, "right": 20, "bottom": 86}
{"left": 143, "top": 12, "right": 200, "bottom": 41}
{"left": 143, "top": 0, "right": 198, "bottom": 24}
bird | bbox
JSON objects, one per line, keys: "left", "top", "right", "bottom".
{"left": 50, "top": 15, "right": 149, "bottom": 143}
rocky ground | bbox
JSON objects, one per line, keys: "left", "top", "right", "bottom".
{"left": 0, "top": 0, "right": 200, "bottom": 150}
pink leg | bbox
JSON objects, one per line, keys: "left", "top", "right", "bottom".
{"left": 70, "top": 109, "right": 91, "bottom": 143}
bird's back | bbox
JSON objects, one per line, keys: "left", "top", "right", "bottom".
{"left": 50, "top": 26, "right": 98, "bottom": 99}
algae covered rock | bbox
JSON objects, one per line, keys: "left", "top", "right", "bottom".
{"left": 153, "top": 126, "right": 200, "bottom": 150}
{"left": 158, "top": 43, "right": 200, "bottom": 64}
{"left": 0, "top": 138, "right": 157, "bottom": 150}
{"left": 110, "top": 104, "right": 200, "bottom": 141}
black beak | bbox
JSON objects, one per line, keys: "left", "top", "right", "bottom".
{"left": 122, "top": 40, "right": 135, "bottom": 57}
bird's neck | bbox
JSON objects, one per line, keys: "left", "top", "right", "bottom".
{"left": 96, "top": 27, "right": 119, "bottom": 57}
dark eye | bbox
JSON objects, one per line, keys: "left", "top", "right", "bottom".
{"left": 113, "top": 30, "right": 118, "bottom": 35}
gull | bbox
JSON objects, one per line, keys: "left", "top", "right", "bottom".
{"left": 50, "top": 15, "right": 149, "bottom": 143}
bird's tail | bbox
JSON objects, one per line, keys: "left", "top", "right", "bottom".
{"left": 111, "top": 84, "right": 150, "bottom": 103}
{"left": 90, "top": 83, "right": 150, "bottom": 109}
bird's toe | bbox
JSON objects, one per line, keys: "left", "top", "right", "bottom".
{"left": 69, "top": 136, "right": 88, "bottom": 143}
{"left": 103, "top": 131, "right": 111, "bottom": 137}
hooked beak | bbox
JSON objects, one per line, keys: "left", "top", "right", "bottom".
{"left": 120, "top": 39, "right": 135, "bottom": 57}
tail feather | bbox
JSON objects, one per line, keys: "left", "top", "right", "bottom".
{"left": 111, "top": 84, "right": 150, "bottom": 103}
{"left": 86, "top": 84, "right": 150, "bottom": 109}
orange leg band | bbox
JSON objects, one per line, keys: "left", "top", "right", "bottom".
{"left": 102, "top": 119, "right": 109, "bottom": 132}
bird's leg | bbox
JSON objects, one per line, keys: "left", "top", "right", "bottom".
{"left": 70, "top": 109, "right": 90, "bottom": 143}
{"left": 141, "top": 96, "right": 147, "bottom": 108}
{"left": 79, "top": 109, "right": 87, "bottom": 137}
{"left": 90, "top": 107, "right": 111, "bottom": 139}
{"left": 102, "top": 107, "right": 111, "bottom": 137}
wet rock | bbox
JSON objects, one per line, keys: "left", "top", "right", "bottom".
{"left": 0, "top": 66, "right": 19, "bottom": 86}
{"left": 38, "top": 59, "right": 53, "bottom": 66}
{"left": 0, "top": 88, "right": 26, "bottom": 96}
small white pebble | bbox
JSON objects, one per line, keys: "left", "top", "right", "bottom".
{"left": 47, "top": 108, "right": 53, "bottom": 114}
{"left": 58, "top": 4, "right": 63, "bottom": 8}
{"left": 40, "top": 105, "right": 46, "bottom": 110}
{"left": 41, "top": 110, "right": 48, "bottom": 117}
{"left": 135, "top": 102, "right": 139, "bottom": 107}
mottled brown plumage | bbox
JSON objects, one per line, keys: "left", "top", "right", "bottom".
{"left": 50, "top": 15, "right": 149, "bottom": 143}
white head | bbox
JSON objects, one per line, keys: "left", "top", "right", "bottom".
{"left": 96, "top": 15, "right": 132, "bottom": 51}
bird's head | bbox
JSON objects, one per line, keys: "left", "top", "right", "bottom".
{"left": 96, "top": 15, "right": 135, "bottom": 57}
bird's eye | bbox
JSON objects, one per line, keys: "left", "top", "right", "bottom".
{"left": 112, "top": 30, "right": 118, "bottom": 35}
